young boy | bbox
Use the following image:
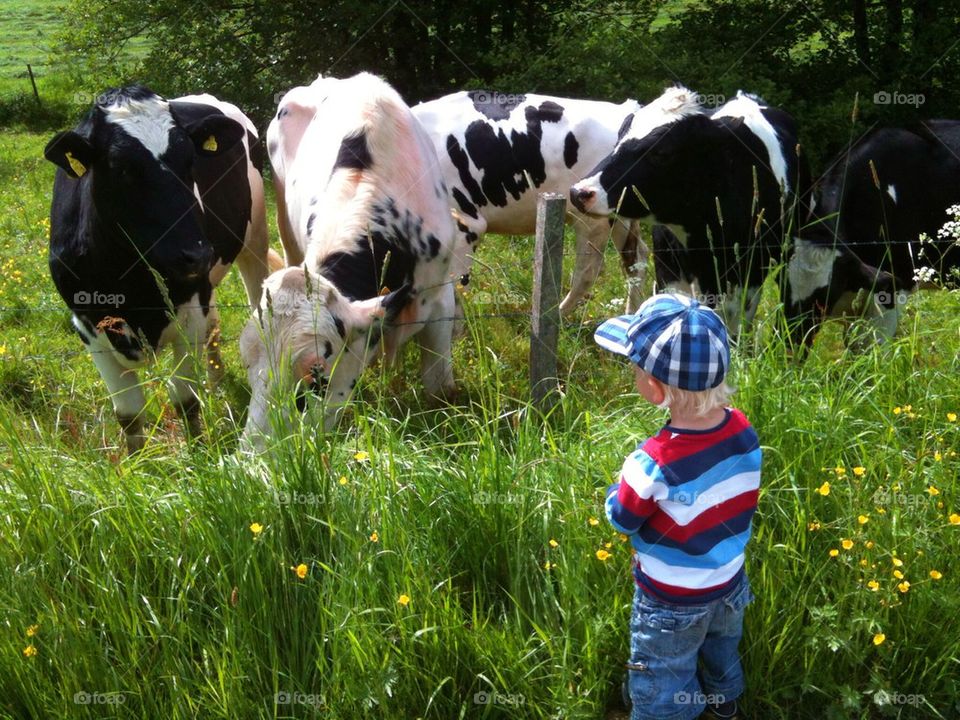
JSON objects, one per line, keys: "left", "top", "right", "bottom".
{"left": 595, "top": 294, "right": 760, "bottom": 720}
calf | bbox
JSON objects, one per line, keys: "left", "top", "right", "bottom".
{"left": 240, "top": 72, "right": 459, "bottom": 444}
{"left": 572, "top": 90, "right": 810, "bottom": 336}
{"left": 45, "top": 85, "right": 273, "bottom": 452}
{"left": 412, "top": 90, "right": 650, "bottom": 313}
{"left": 786, "top": 121, "right": 960, "bottom": 345}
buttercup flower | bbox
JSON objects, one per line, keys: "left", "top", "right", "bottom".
{"left": 893, "top": 570, "right": 904, "bottom": 580}
{"left": 834, "top": 466, "right": 846, "bottom": 476}
{"left": 292, "top": 564, "right": 308, "bottom": 579}
{"left": 588, "top": 517, "right": 600, "bottom": 526}
{"left": 950, "top": 514, "right": 960, "bottom": 525}
{"left": 338, "top": 476, "right": 348, "bottom": 486}
{"left": 867, "top": 580, "right": 880, "bottom": 591}
{"left": 549, "top": 539, "right": 559, "bottom": 548}
{"left": 397, "top": 593, "right": 410, "bottom": 606}
{"left": 829, "top": 548, "right": 839, "bottom": 557}
{"left": 23, "top": 645, "right": 37, "bottom": 658}
{"left": 858, "top": 515, "right": 869, "bottom": 525}
{"left": 596, "top": 549, "right": 612, "bottom": 561}
{"left": 892, "top": 557, "right": 903, "bottom": 567}
{"left": 852, "top": 467, "right": 866, "bottom": 477}
{"left": 249, "top": 522, "right": 263, "bottom": 535}
{"left": 26, "top": 625, "right": 38, "bottom": 638}
{"left": 897, "top": 581, "right": 910, "bottom": 593}
{"left": 353, "top": 451, "right": 369, "bottom": 462}
{"left": 842, "top": 539, "right": 854, "bottom": 550}
{"left": 873, "top": 633, "right": 886, "bottom": 646}
{"left": 865, "top": 541, "right": 875, "bottom": 549}
{"left": 817, "top": 482, "right": 831, "bottom": 496}
{"left": 370, "top": 531, "right": 379, "bottom": 543}
{"left": 934, "top": 451, "right": 943, "bottom": 462}
{"left": 948, "top": 412, "right": 957, "bottom": 422}
{"left": 927, "top": 486, "right": 940, "bottom": 496}
{"left": 929, "top": 570, "right": 943, "bottom": 580}
{"left": 808, "top": 521, "right": 821, "bottom": 531}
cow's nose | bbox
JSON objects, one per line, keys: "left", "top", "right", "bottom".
{"left": 570, "top": 186, "right": 596, "bottom": 213}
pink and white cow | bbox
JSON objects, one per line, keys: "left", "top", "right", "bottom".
{"left": 240, "top": 72, "right": 459, "bottom": 443}
{"left": 412, "top": 90, "right": 650, "bottom": 313}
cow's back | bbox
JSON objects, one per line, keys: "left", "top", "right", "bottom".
{"left": 413, "top": 91, "right": 639, "bottom": 233}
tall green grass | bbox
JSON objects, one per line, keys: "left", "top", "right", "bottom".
{"left": 1, "top": 131, "right": 959, "bottom": 719}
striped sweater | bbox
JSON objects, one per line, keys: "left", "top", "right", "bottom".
{"left": 605, "top": 408, "right": 761, "bottom": 604}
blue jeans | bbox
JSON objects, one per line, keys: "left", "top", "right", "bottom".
{"left": 624, "top": 576, "right": 753, "bottom": 720}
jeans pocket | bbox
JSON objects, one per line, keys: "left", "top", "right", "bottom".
{"left": 724, "top": 577, "right": 755, "bottom": 613}
{"left": 640, "top": 605, "right": 710, "bottom": 634}
{"left": 625, "top": 656, "right": 658, "bottom": 705}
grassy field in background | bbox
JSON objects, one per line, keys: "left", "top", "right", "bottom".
{"left": 1, "top": 125, "right": 960, "bottom": 720}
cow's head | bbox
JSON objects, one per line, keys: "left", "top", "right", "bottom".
{"left": 239, "top": 266, "right": 411, "bottom": 445}
{"left": 44, "top": 85, "right": 244, "bottom": 283}
{"left": 784, "top": 221, "right": 900, "bottom": 349}
{"left": 571, "top": 112, "right": 730, "bottom": 221}
{"left": 570, "top": 86, "right": 704, "bottom": 218}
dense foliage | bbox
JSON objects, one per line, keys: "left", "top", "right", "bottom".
{"left": 50, "top": 0, "right": 960, "bottom": 169}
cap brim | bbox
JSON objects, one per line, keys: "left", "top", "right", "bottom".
{"left": 594, "top": 315, "right": 636, "bottom": 358}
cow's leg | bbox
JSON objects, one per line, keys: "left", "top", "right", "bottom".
{"left": 417, "top": 285, "right": 457, "bottom": 402}
{"left": 652, "top": 226, "right": 692, "bottom": 295}
{"left": 233, "top": 192, "right": 276, "bottom": 306}
{"left": 560, "top": 215, "right": 607, "bottom": 315}
{"left": 88, "top": 344, "right": 148, "bottom": 453}
{"left": 612, "top": 220, "right": 649, "bottom": 312}
{"left": 167, "top": 306, "right": 208, "bottom": 440}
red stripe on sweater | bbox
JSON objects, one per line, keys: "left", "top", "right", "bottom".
{"left": 642, "top": 409, "right": 750, "bottom": 467}
{"left": 644, "top": 489, "right": 759, "bottom": 543}
{"left": 618, "top": 477, "right": 659, "bottom": 517}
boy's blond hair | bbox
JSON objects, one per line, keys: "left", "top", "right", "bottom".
{"left": 661, "top": 380, "right": 735, "bottom": 417}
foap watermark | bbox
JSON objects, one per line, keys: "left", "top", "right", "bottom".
{"left": 873, "top": 290, "right": 911, "bottom": 307}
{"left": 73, "top": 691, "right": 127, "bottom": 705}
{"left": 871, "top": 488, "right": 929, "bottom": 509}
{"left": 873, "top": 689, "right": 925, "bottom": 707}
{"left": 74, "top": 290, "right": 125, "bottom": 308}
{"left": 72, "top": 91, "right": 121, "bottom": 106}
{"left": 473, "top": 691, "right": 526, "bottom": 706}
{"left": 466, "top": 289, "right": 526, "bottom": 306}
{"left": 692, "top": 92, "right": 726, "bottom": 108}
{"left": 471, "top": 91, "right": 525, "bottom": 107}
{"left": 275, "top": 691, "right": 323, "bottom": 709}
{"left": 674, "top": 690, "right": 725, "bottom": 706}
{"left": 475, "top": 490, "right": 522, "bottom": 506}
{"left": 274, "top": 490, "right": 323, "bottom": 506}
{"left": 873, "top": 91, "right": 925, "bottom": 108}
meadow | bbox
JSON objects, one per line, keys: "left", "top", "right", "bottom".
{"left": 1, "top": 120, "right": 959, "bottom": 720}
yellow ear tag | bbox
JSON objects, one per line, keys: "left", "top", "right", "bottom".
{"left": 202, "top": 135, "right": 218, "bottom": 152}
{"left": 65, "top": 151, "right": 86, "bottom": 177}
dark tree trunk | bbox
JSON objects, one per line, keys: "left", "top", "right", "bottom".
{"left": 881, "top": 0, "right": 903, "bottom": 79}
{"left": 852, "top": 0, "right": 872, "bottom": 66}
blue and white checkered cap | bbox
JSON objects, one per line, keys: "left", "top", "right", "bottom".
{"left": 594, "top": 294, "right": 730, "bottom": 391}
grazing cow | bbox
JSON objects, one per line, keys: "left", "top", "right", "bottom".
{"left": 571, "top": 90, "right": 811, "bottom": 336}
{"left": 45, "top": 85, "right": 273, "bottom": 452}
{"left": 240, "top": 72, "right": 458, "bottom": 444}
{"left": 412, "top": 90, "right": 650, "bottom": 313}
{"left": 785, "top": 121, "right": 960, "bottom": 345}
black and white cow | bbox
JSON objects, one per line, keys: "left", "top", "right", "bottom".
{"left": 45, "top": 85, "right": 274, "bottom": 452}
{"left": 571, "top": 90, "right": 811, "bottom": 335}
{"left": 412, "top": 90, "right": 650, "bottom": 313}
{"left": 785, "top": 121, "right": 960, "bottom": 345}
{"left": 240, "top": 72, "right": 459, "bottom": 444}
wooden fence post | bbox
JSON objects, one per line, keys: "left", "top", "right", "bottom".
{"left": 530, "top": 193, "right": 566, "bottom": 413}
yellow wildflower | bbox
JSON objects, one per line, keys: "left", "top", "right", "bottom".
{"left": 948, "top": 412, "right": 957, "bottom": 422}
{"left": 949, "top": 513, "right": 960, "bottom": 525}
{"left": 829, "top": 548, "right": 839, "bottom": 557}
{"left": 893, "top": 407, "right": 902, "bottom": 415}
{"left": 817, "top": 482, "right": 831, "bottom": 496}
{"left": 858, "top": 515, "right": 869, "bottom": 525}
{"left": 867, "top": 580, "right": 880, "bottom": 591}
{"left": 893, "top": 570, "right": 904, "bottom": 580}
{"left": 927, "top": 486, "right": 940, "bottom": 496}
{"left": 842, "top": 539, "right": 854, "bottom": 550}
{"left": 934, "top": 451, "right": 943, "bottom": 462}
{"left": 0, "top": 345, "right": 6, "bottom": 357}
{"left": 353, "top": 451, "right": 369, "bottom": 462}
{"left": 852, "top": 467, "right": 866, "bottom": 477}
{"left": 808, "top": 521, "right": 821, "bottom": 531}
{"left": 397, "top": 593, "right": 410, "bottom": 606}
{"left": 549, "top": 539, "right": 559, "bottom": 548}
{"left": 865, "top": 541, "right": 875, "bottom": 549}
{"left": 619, "top": 534, "right": 629, "bottom": 542}
{"left": 249, "top": 522, "right": 263, "bottom": 535}
{"left": 544, "top": 561, "right": 556, "bottom": 570}
{"left": 929, "top": 570, "right": 942, "bottom": 580}
{"left": 897, "top": 581, "right": 910, "bottom": 593}
{"left": 892, "top": 557, "right": 903, "bottom": 567}
{"left": 292, "top": 563, "right": 308, "bottom": 579}
{"left": 338, "top": 476, "right": 348, "bottom": 485}
{"left": 370, "top": 531, "right": 379, "bottom": 543}
{"left": 873, "top": 633, "right": 886, "bottom": 646}
{"left": 23, "top": 645, "right": 37, "bottom": 658}
{"left": 26, "top": 625, "right": 38, "bottom": 638}
{"left": 588, "top": 517, "right": 600, "bottom": 526}
{"left": 834, "top": 466, "right": 846, "bottom": 476}
{"left": 596, "top": 549, "right": 612, "bottom": 561}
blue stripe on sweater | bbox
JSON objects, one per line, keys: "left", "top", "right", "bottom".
{"left": 631, "top": 528, "right": 752, "bottom": 569}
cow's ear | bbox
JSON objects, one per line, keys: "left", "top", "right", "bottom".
{"left": 380, "top": 282, "right": 414, "bottom": 321}
{"left": 44, "top": 131, "right": 95, "bottom": 179}
{"left": 182, "top": 114, "right": 245, "bottom": 157}
{"left": 717, "top": 115, "right": 745, "bottom": 133}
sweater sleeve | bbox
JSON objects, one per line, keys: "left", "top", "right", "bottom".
{"left": 605, "top": 450, "right": 667, "bottom": 535}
